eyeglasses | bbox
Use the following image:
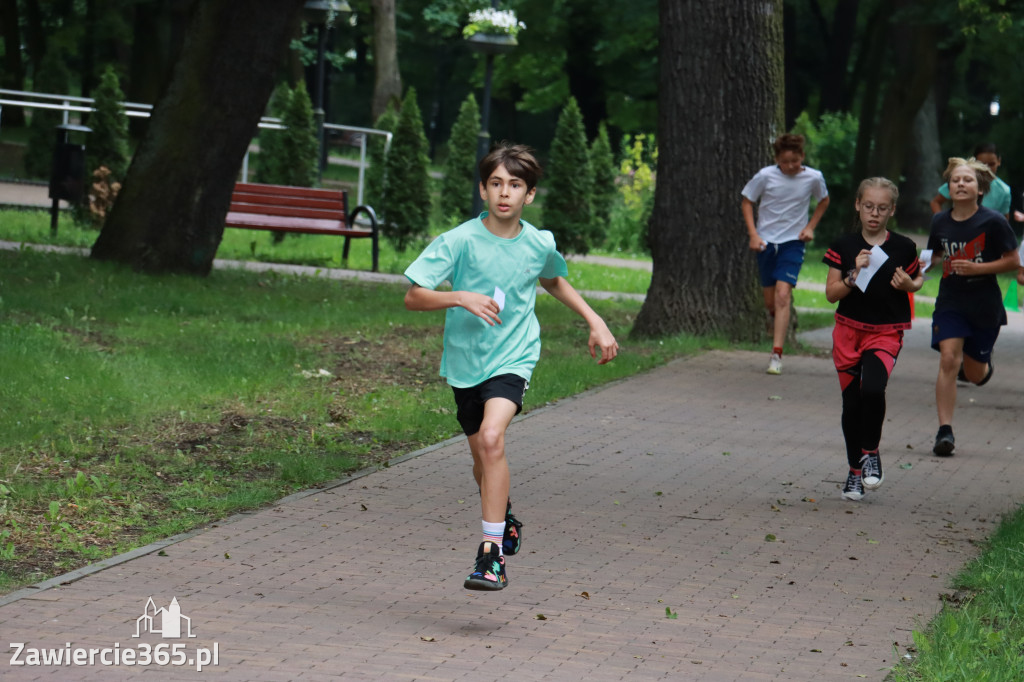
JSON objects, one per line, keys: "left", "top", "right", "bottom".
{"left": 860, "top": 203, "right": 891, "bottom": 215}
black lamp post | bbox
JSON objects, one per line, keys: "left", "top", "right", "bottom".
{"left": 467, "top": 1, "right": 517, "bottom": 217}
{"left": 304, "top": 1, "right": 351, "bottom": 182}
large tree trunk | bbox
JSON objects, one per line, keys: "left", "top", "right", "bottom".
{"left": 869, "top": 20, "right": 938, "bottom": 180}
{"left": 850, "top": 6, "right": 889, "bottom": 190}
{"left": 370, "top": 0, "right": 401, "bottom": 120}
{"left": 91, "top": 0, "right": 304, "bottom": 274}
{"left": 818, "top": 0, "right": 859, "bottom": 113}
{"left": 633, "top": 0, "right": 783, "bottom": 340}
{"left": 901, "top": 88, "right": 943, "bottom": 232}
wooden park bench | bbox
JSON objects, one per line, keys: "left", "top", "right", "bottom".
{"left": 226, "top": 182, "right": 380, "bottom": 272}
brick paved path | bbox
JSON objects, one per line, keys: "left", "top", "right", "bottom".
{"left": 2, "top": 313, "right": 1023, "bottom": 681}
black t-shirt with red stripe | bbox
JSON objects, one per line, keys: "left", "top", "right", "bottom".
{"left": 822, "top": 231, "right": 920, "bottom": 331}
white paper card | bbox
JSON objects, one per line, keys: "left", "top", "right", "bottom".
{"left": 493, "top": 286, "right": 506, "bottom": 312}
{"left": 920, "top": 249, "right": 934, "bottom": 273}
{"left": 855, "top": 245, "right": 889, "bottom": 292}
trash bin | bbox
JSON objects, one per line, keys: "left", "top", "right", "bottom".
{"left": 48, "top": 124, "right": 91, "bottom": 234}
{"left": 49, "top": 124, "right": 91, "bottom": 203}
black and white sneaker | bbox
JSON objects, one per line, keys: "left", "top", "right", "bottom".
{"left": 841, "top": 471, "right": 864, "bottom": 501}
{"left": 933, "top": 426, "right": 955, "bottom": 457}
{"left": 464, "top": 542, "right": 507, "bottom": 591}
{"left": 861, "top": 452, "right": 883, "bottom": 490}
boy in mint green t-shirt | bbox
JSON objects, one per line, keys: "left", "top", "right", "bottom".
{"left": 404, "top": 143, "right": 618, "bottom": 591}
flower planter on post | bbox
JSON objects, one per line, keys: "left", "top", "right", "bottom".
{"left": 463, "top": 7, "right": 525, "bottom": 215}
{"left": 466, "top": 33, "right": 518, "bottom": 55}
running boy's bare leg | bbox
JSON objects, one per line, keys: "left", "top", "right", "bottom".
{"left": 935, "top": 337, "right": 963, "bottom": 426}
{"left": 762, "top": 286, "right": 776, "bottom": 317}
{"left": 772, "top": 282, "right": 794, "bottom": 350}
{"left": 468, "top": 397, "right": 518, "bottom": 523}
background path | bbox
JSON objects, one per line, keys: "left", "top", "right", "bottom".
{"left": 1, "top": 308, "right": 1022, "bottom": 680}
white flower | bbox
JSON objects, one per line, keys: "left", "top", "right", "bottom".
{"left": 463, "top": 8, "right": 526, "bottom": 38}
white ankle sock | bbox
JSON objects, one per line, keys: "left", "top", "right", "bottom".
{"left": 482, "top": 520, "right": 505, "bottom": 556}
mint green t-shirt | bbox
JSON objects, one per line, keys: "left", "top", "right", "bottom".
{"left": 404, "top": 214, "right": 569, "bottom": 388}
{"left": 938, "top": 176, "right": 1012, "bottom": 215}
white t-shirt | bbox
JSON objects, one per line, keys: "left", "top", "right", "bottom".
{"left": 741, "top": 165, "right": 829, "bottom": 243}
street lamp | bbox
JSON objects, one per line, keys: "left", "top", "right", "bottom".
{"left": 304, "top": 0, "right": 352, "bottom": 181}
{"left": 467, "top": 1, "right": 517, "bottom": 217}
{"left": 989, "top": 96, "right": 1000, "bottom": 117}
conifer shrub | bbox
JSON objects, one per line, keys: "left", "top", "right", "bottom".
{"left": 87, "top": 65, "right": 130, "bottom": 182}
{"left": 254, "top": 84, "right": 291, "bottom": 185}
{"left": 441, "top": 93, "right": 481, "bottom": 221}
{"left": 544, "top": 97, "right": 596, "bottom": 255}
{"left": 256, "top": 82, "right": 318, "bottom": 188}
{"left": 380, "top": 89, "right": 431, "bottom": 252}
{"left": 80, "top": 65, "right": 131, "bottom": 228}
{"left": 365, "top": 106, "right": 400, "bottom": 213}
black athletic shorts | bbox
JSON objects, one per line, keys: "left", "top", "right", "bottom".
{"left": 451, "top": 373, "right": 528, "bottom": 436}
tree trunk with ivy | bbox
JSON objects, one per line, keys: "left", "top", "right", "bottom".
{"left": 633, "top": 0, "right": 784, "bottom": 340}
{"left": 91, "top": 0, "right": 304, "bottom": 275}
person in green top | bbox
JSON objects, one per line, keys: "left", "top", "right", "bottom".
{"left": 404, "top": 142, "right": 619, "bottom": 591}
{"left": 930, "top": 142, "right": 1011, "bottom": 220}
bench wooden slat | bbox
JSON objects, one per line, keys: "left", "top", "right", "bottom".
{"left": 225, "top": 211, "right": 372, "bottom": 236}
{"left": 229, "top": 201, "right": 345, "bottom": 222}
{"left": 234, "top": 182, "right": 343, "bottom": 201}
{"left": 232, "top": 191, "right": 342, "bottom": 211}
{"left": 225, "top": 181, "right": 379, "bottom": 272}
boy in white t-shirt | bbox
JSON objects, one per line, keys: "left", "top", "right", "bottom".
{"left": 404, "top": 143, "right": 619, "bottom": 591}
{"left": 742, "top": 133, "right": 830, "bottom": 375}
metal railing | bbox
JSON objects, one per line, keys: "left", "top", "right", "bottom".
{"left": 0, "top": 89, "right": 391, "bottom": 205}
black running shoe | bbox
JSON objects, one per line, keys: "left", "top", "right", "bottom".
{"left": 502, "top": 499, "right": 523, "bottom": 556}
{"left": 464, "top": 542, "right": 507, "bottom": 591}
{"left": 861, "top": 452, "right": 883, "bottom": 491}
{"left": 977, "top": 361, "right": 994, "bottom": 387}
{"left": 841, "top": 471, "right": 864, "bottom": 501}
{"left": 933, "top": 427, "right": 955, "bottom": 457}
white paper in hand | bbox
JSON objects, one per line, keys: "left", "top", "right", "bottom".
{"left": 855, "top": 245, "right": 889, "bottom": 292}
{"left": 920, "top": 249, "right": 934, "bottom": 273}
{"left": 493, "top": 286, "right": 506, "bottom": 312}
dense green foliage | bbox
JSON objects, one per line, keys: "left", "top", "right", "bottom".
{"left": 440, "top": 93, "right": 481, "bottom": 221}
{"left": 544, "top": 97, "right": 596, "bottom": 254}
{"left": 380, "top": 89, "right": 432, "bottom": 252}
{"left": 606, "top": 134, "right": 656, "bottom": 255}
